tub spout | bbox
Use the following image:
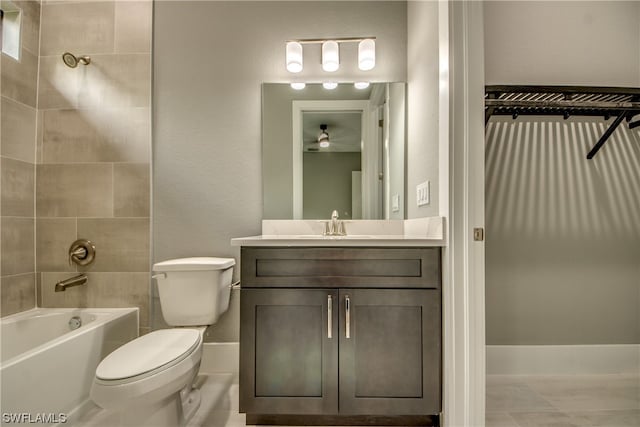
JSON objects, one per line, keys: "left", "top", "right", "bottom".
{"left": 55, "top": 274, "right": 88, "bottom": 292}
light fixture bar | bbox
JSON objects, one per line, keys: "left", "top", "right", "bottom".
{"left": 286, "top": 36, "right": 376, "bottom": 45}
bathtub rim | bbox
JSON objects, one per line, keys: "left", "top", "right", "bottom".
{"left": 1, "top": 307, "right": 139, "bottom": 369}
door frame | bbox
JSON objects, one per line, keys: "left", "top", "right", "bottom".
{"left": 442, "top": 1, "right": 486, "bottom": 426}
{"left": 292, "top": 100, "right": 372, "bottom": 219}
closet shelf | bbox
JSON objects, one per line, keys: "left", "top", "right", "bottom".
{"left": 485, "top": 85, "right": 640, "bottom": 159}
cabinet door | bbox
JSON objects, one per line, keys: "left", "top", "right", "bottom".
{"left": 338, "top": 289, "right": 441, "bottom": 415}
{"left": 240, "top": 288, "right": 339, "bottom": 414}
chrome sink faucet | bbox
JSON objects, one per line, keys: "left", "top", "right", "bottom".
{"left": 323, "top": 210, "right": 347, "bottom": 236}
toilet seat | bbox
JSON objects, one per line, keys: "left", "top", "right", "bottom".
{"left": 90, "top": 328, "right": 205, "bottom": 411}
{"left": 95, "top": 329, "right": 201, "bottom": 384}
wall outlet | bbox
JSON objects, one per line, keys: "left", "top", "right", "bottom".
{"left": 392, "top": 194, "right": 400, "bottom": 212}
{"left": 416, "top": 181, "right": 430, "bottom": 206}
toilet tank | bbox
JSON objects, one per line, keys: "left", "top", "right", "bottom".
{"left": 153, "top": 257, "right": 235, "bottom": 327}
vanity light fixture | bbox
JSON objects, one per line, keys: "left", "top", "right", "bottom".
{"left": 285, "top": 37, "right": 376, "bottom": 74}
{"left": 285, "top": 41, "right": 303, "bottom": 73}
{"left": 322, "top": 41, "right": 340, "bottom": 72}
{"left": 322, "top": 82, "right": 338, "bottom": 90}
{"left": 290, "top": 82, "right": 306, "bottom": 90}
{"left": 354, "top": 81, "right": 370, "bottom": 90}
{"left": 358, "top": 39, "right": 375, "bottom": 71}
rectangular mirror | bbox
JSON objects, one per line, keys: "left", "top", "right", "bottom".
{"left": 262, "top": 83, "right": 406, "bottom": 220}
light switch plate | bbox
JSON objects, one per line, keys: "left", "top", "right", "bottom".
{"left": 416, "top": 181, "right": 430, "bottom": 206}
{"left": 392, "top": 194, "right": 400, "bottom": 212}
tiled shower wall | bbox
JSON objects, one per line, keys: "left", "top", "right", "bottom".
{"left": 36, "top": 0, "right": 152, "bottom": 332}
{"left": 2, "top": 0, "right": 152, "bottom": 330}
{"left": 1, "top": 0, "right": 41, "bottom": 315}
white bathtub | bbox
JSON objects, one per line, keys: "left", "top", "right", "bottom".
{"left": 0, "top": 308, "right": 138, "bottom": 426}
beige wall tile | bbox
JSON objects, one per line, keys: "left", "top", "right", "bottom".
{"left": 36, "top": 164, "right": 113, "bottom": 217}
{"left": 1, "top": 273, "right": 36, "bottom": 317}
{"left": 40, "top": 1, "right": 115, "bottom": 56}
{"left": 1, "top": 48, "right": 38, "bottom": 108}
{"left": 115, "top": 1, "right": 152, "bottom": 53}
{"left": 40, "top": 271, "right": 149, "bottom": 327}
{"left": 77, "top": 54, "right": 151, "bottom": 109}
{"left": 1, "top": 157, "right": 35, "bottom": 216}
{"left": 77, "top": 218, "right": 149, "bottom": 272}
{"left": 114, "top": 163, "right": 150, "bottom": 217}
{"left": 1, "top": 96, "right": 37, "bottom": 163}
{"left": 39, "top": 54, "right": 151, "bottom": 110}
{"left": 15, "top": 0, "right": 41, "bottom": 56}
{"left": 36, "top": 218, "right": 76, "bottom": 272}
{"left": 37, "top": 56, "right": 79, "bottom": 110}
{"left": 41, "top": 108, "right": 150, "bottom": 163}
{"left": 1, "top": 217, "right": 35, "bottom": 276}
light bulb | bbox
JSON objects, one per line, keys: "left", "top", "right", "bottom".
{"left": 354, "top": 81, "right": 370, "bottom": 90}
{"left": 323, "top": 82, "right": 338, "bottom": 90}
{"left": 290, "top": 82, "right": 306, "bottom": 90}
{"left": 358, "top": 39, "right": 375, "bottom": 71}
{"left": 322, "top": 41, "right": 340, "bottom": 72}
{"left": 286, "top": 42, "right": 303, "bottom": 73}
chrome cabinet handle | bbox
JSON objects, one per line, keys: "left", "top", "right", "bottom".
{"left": 327, "top": 295, "right": 332, "bottom": 339}
{"left": 345, "top": 295, "right": 351, "bottom": 339}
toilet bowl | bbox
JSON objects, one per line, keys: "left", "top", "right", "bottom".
{"left": 90, "top": 257, "right": 235, "bottom": 427}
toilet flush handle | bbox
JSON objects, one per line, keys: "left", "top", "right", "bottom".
{"left": 151, "top": 273, "right": 166, "bottom": 280}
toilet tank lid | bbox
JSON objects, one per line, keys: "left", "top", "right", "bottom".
{"left": 153, "top": 257, "right": 235, "bottom": 271}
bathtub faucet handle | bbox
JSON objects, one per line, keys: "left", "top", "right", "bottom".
{"left": 68, "top": 239, "right": 96, "bottom": 266}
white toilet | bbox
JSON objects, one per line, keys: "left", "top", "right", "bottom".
{"left": 90, "top": 257, "right": 235, "bottom": 427}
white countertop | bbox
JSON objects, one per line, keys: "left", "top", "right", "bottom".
{"left": 230, "top": 234, "right": 444, "bottom": 247}
{"left": 231, "top": 217, "right": 446, "bottom": 247}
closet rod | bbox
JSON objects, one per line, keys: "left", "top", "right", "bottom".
{"left": 485, "top": 85, "right": 640, "bottom": 159}
{"left": 484, "top": 99, "right": 640, "bottom": 111}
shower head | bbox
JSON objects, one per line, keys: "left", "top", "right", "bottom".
{"left": 62, "top": 52, "right": 91, "bottom": 68}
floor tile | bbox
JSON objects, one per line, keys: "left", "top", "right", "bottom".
{"left": 525, "top": 375, "right": 640, "bottom": 411}
{"left": 486, "top": 412, "right": 520, "bottom": 427}
{"left": 487, "top": 374, "right": 640, "bottom": 427}
{"left": 567, "top": 409, "right": 640, "bottom": 427}
{"left": 487, "top": 378, "right": 556, "bottom": 413}
{"left": 509, "top": 411, "right": 580, "bottom": 427}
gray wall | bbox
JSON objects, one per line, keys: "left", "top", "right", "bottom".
{"left": 406, "top": 0, "right": 440, "bottom": 218}
{"left": 484, "top": 1, "right": 640, "bottom": 345}
{"left": 153, "top": 1, "right": 407, "bottom": 340}
{"left": 303, "top": 152, "right": 361, "bottom": 219}
{"left": 485, "top": 1, "right": 640, "bottom": 86}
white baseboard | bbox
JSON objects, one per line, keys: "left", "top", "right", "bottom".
{"left": 199, "top": 342, "right": 239, "bottom": 382}
{"left": 487, "top": 344, "right": 640, "bottom": 375}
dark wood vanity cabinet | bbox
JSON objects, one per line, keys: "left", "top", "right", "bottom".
{"left": 239, "top": 247, "right": 442, "bottom": 424}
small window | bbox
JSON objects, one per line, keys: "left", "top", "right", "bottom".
{"left": 1, "top": 0, "right": 22, "bottom": 61}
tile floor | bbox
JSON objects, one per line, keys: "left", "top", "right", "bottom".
{"left": 73, "top": 373, "right": 639, "bottom": 426}
{"left": 485, "top": 374, "right": 640, "bottom": 427}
